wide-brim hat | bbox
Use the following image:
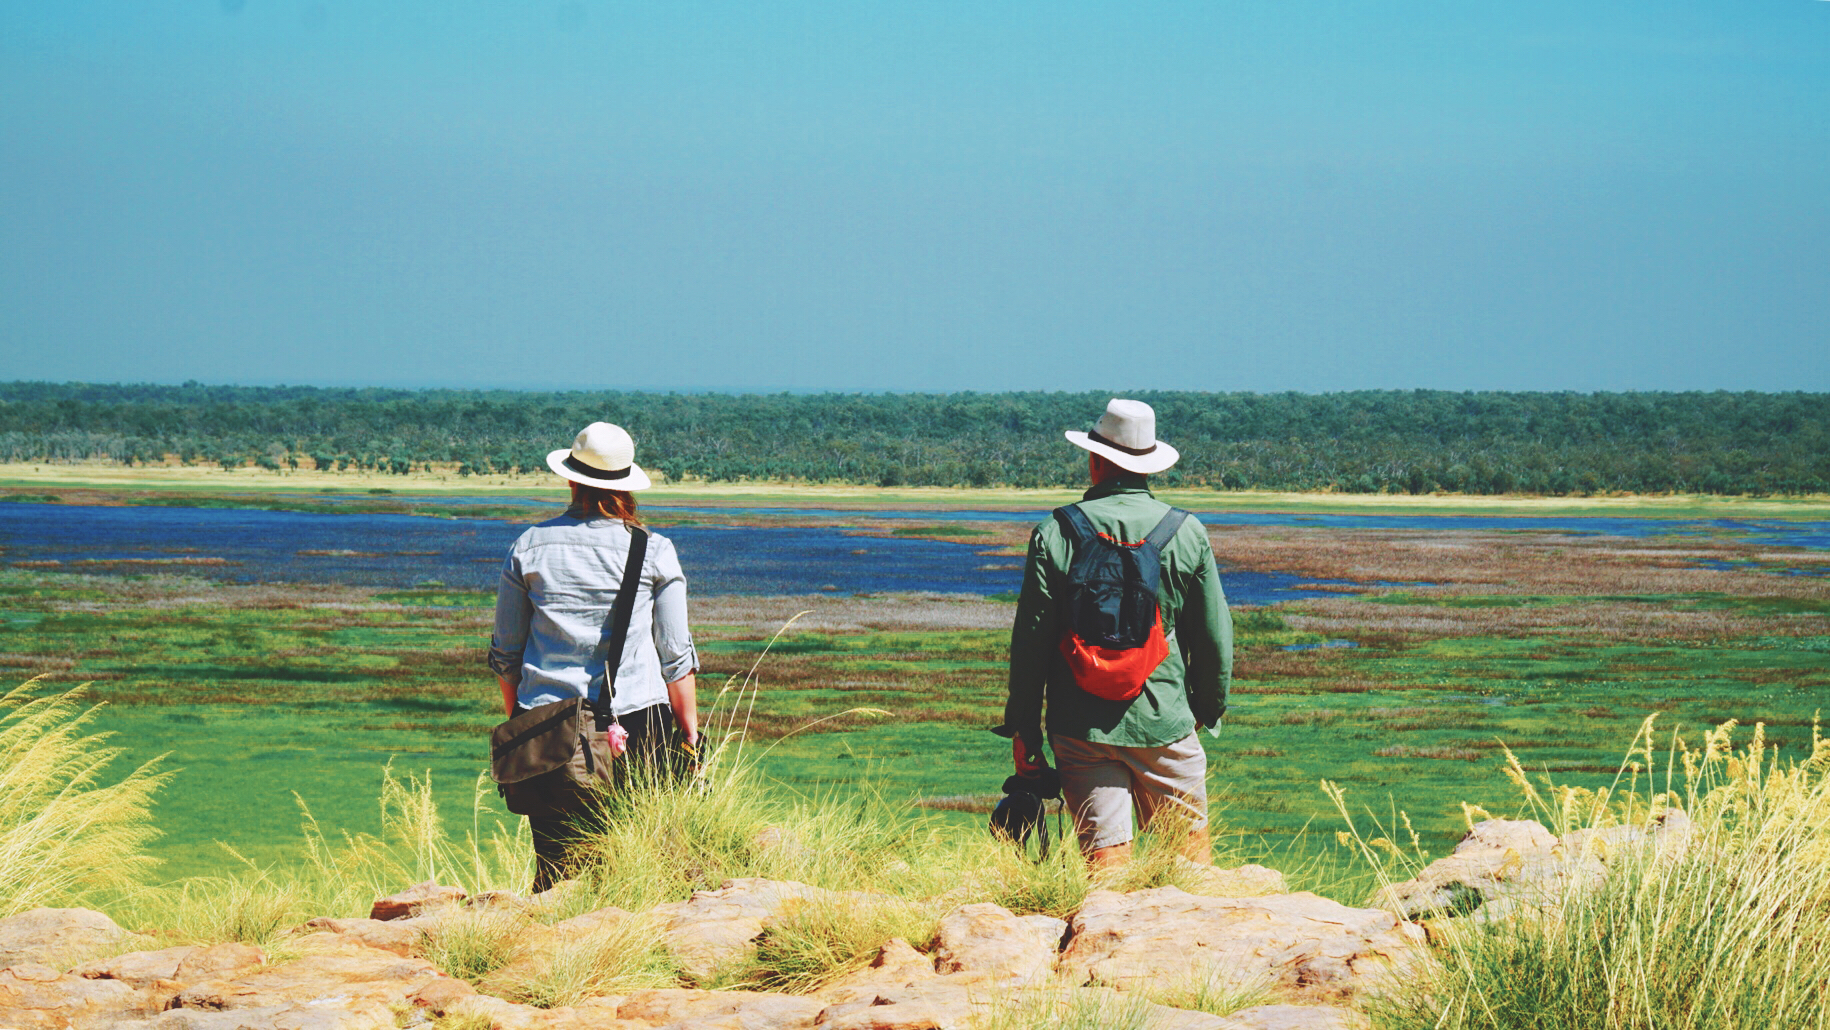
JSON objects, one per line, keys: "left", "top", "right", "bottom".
{"left": 1065, "top": 398, "right": 1179, "bottom": 475}
{"left": 546, "top": 421, "right": 653, "bottom": 491}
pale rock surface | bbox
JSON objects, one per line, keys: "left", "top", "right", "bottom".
{"left": 650, "top": 878, "right": 835, "bottom": 979}
{"left": 170, "top": 942, "right": 452, "bottom": 1014}
{"left": 370, "top": 880, "right": 468, "bottom": 921}
{"left": 814, "top": 982, "right": 979, "bottom": 1030}
{"left": 112, "top": 1001, "right": 399, "bottom": 1030}
{"left": 616, "top": 986, "right": 825, "bottom": 1029}
{"left": 818, "top": 940, "right": 983, "bottom": 1030}
{"left": 0, "top": 962, "right": 150, "bottom": 1029}
{"left": 1374, "top": 814, "right": 1691, "bottom": 923}
{"left": 1371, "top": 819, "right": 1564, "bottom": 920}
{"left": 1221, "top": 1004, "right": 1370, "bottom": 1030}
{"left": 1561, "top": 808, "right": 1694, "bottom": 863}
{"left": 1177, "top": 861, "right": 1288, "bottom": 898}
{"left": 0, "top": 907, "right": 131, "bottom": 967}
{"left": 71, "top": 945, "right": 195, "bottom": 988}
{"left": 439, "top": 993, "right": 639, "bottom": 1030}
{"left": 74, "top": 942, "right": 263, "bottom": 989}
{"left": 301, "top": 915, "right": 438, "bottom": 957}
{"left": 1059, "top": 887, "right": 1426, "bottom": 1002}
{"left": 551, "top": 904, "right": 634, "bottom": 935}
{"left": 932, "top": 903, "right": 1064, "bottom": 985}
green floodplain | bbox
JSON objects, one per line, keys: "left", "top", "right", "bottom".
{"left": 1, "top": 480, "right": 1827, "bottom": 888}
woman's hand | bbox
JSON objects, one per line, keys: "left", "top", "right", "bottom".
{"left": 499, "top": 678, "right": 518, "bottom": 717}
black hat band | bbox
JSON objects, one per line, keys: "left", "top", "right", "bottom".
{"left": 564, "top": 454, "right": 632, "bottom": 481}
{"left": 1087, "top": 430, "right": 1157, "bottom": 457}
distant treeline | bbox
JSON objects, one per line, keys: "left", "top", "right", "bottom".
{"left": 1, "top": 382, "right": 1826, "bottom": 496}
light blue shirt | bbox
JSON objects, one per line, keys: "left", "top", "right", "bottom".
{"left": 487, "top": 510, "right": 699, "bottom": 713}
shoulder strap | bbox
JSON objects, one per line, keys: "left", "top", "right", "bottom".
{"left": 1142, "top": 507, "right": 1190, "bottom": 553}
{"left": 592, "top": 526, "right": 649, "bottom": 733}
{"left": 1051, "top": 504, "right": 1097, "bottom": 547}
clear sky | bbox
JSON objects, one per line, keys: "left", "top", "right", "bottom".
{"left": 2, "top": 1, "right": 1826, "bottom": 393}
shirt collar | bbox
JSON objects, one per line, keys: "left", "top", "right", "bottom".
{"left": 1082, "top": 473, "right": 1154, "bottom": 501}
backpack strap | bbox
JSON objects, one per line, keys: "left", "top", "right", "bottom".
{"left": 1051, "top": 504, "right": 1097, "bottom": 547}
{"left": 1142, "top": 508, "right": 1190, "bottom": 553}
{"left": 591, "top": 525, "right": 650, "bottom": 733}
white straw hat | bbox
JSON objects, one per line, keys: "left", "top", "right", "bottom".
{"left": 546, "top": 422, "right": 653, "bottom": 491}
{"left": 1064, "top": 399, "right": 1179, "bottom": 475}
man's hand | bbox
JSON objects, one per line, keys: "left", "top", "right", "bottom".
{"left": 1012, "top": 737, "right": 1048, "bottom": 777}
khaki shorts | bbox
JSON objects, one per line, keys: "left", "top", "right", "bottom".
{"left": 1050, "top": 732, "right": 1208, "bottom": 852}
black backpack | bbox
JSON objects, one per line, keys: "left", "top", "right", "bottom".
{"left": 1052, "top": 503, "right": 1189, "bottom": 700}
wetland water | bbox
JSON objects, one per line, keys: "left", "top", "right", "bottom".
{"left": 0, "top": 502, "right": 1823, "bottom": 600}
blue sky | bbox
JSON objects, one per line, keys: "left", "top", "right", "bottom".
{"left": 2, "top": 1, "right": 1826, "bottom": 393}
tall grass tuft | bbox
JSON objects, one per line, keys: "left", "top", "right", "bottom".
{"left": 742, "top": 894, "right": 939, "bottom": 993}
{"left": 119, "top": 765, "right": 530, "bottom": 945}
{"left": 485, "top": 915, "right": 681, "bottom": 1008}
{"left": 0, "top": 681, "right": 169, "bottom": 916}
{"left": 1363, "top": 715, "right": 1830, "bottom": 1030}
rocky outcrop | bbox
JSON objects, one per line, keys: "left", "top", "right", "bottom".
{"left": 0, "top": 963, "right": 151, "bottom": 1029}
{"left": 9, "top": 837, "right": 1652, "bottom": 1030}
{"left": 75, "top": 942, "right": 264, "bottom": 989}
{"left": 370, "top": 880, "right": 468, "bottom": 921}
{"left": 932, "top": 903, "right": 1064, "bottom": 985}
{"left": 1059, "top": 887, "right": 1427, "bottom": 1002}
{"left": 650, "top": 878, "right": 848, "bottom": 980}
{"left": 0, "top": 908, "right": 132, "bottom": 968}
{"left": 1372, "top": 812, "right": 1693, "bottom": 923}
{"left": 1177, "top": 860, "right": 1288, "bottom": 898}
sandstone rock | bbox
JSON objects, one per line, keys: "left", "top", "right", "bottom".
{"left": 1373, "top": 817, "right": 1658, "bottom": 921}
{"left": 467, "top": 890, "right": 529, "bottom": 909}
{"left": 407, "top": 974, "right": 478, "bottom": 1013}
{"left": 1059, "top": 887, "right": 1426, "bottom": 1002}
{"left": 114, "top": 1001, "right": 399, "bottom": 1029}
{"left": 301, "top": 915, "right": 446, "bottom": 957}
{"left": 73, "top": 946, "right": 196, "bottom": 988}
{"left": 1177, "top": 861, "right": 1288, "bottom": 898}
{"left": 176, "top": 943, "right": 267, "bottom": 984}
{"left": 370, "top": 880, "right": 468, "bottom": 921}
{"left": 0, "top": 962, "right": 150, "bottom": 1029}
{"left": 1221, "top": 1004, "right": 1369, "bottom": 1030}
{"left": 617, "top": 986, "right": 824, "bottom": 1029}
{"left": 1562, "top": 807, "right": 1694, "bottom": 864}
{"left": 435, "top": 993, "right": 637, "bottom": 1030}
{"left": 0, "top": 907, "right": 131, "bottom": 967}
{"left": 171, "top": 943, "right": 448, "bottom": 1013}
{"left": 820, "top": 938, "right": 945, "bottom": 1005}
{"left": 551, "top": 904, "right": 634, "bottom": 936}
{"left": 650, "top": 878, "right": 830, "bottom": 980}
{"left": 73, "top": 942, "right": 263, "bottom": 990}
{"left": 1141, "top": 1004, "right": 1237, "bottom": 1030}
{"left": 933, "top": 903, "right": 1064, "bottom": 985}
{"left": 814, "top": 981, "right": 978, "bottom": 1030}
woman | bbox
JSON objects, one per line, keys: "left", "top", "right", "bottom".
{"left": 487, "top": 421, "right": 699, "bottom": 892}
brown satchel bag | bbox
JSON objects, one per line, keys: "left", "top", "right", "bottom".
{"left": 489, "top": 527, "right": 648, "bottom": 817}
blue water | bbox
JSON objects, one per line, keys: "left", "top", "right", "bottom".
{"left": 2, "top": 502, "right": 1821, "bottom": 599}
{"left": 644, "top": 505, "right": 1830, "bottom": 548}
{"left": 0, "top": 503, "right": 1366, "bottom": 603}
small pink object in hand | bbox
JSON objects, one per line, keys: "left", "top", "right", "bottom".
{"left": 605, "top": 722, "right": 629, "bottom": 757}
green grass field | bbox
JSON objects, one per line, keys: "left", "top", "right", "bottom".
{"left": 5, "top": 550, "right": 1824, "bottom": 885}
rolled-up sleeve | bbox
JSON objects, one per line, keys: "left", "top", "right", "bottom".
{"left": 487, "top": 550, "right": 531, "bottom": 684}
{"left": 650, "top": 536, "right": 699, "bottom": 683}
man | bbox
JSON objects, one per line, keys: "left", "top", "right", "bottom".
{"left": 996, "top": 399, "right": 1231, "bottom": 869}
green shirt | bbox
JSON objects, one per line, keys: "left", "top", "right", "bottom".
{"left": 999, "top": 475, "right": 1232, "bottom": 748}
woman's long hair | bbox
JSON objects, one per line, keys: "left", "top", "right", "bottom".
{"left": 571, "top": 482, "right": 643, "bottom": 526}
